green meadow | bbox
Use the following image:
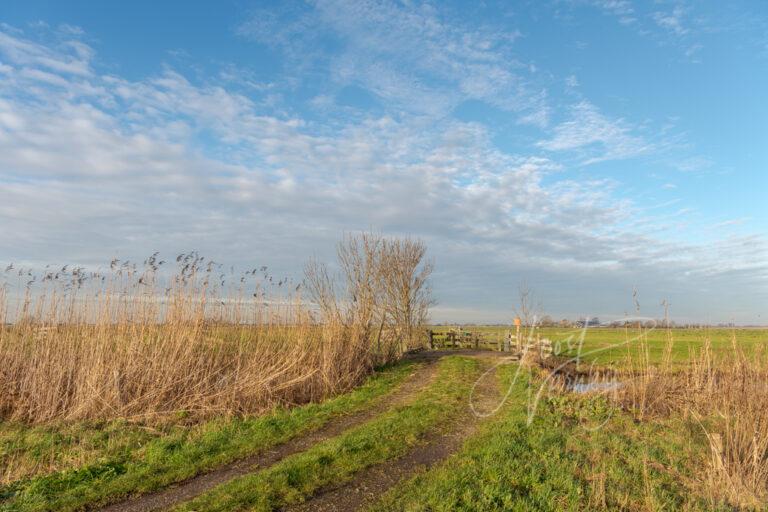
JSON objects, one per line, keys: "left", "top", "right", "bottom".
{"left": 429, "top": 325, "right": 768, "bottom": 366}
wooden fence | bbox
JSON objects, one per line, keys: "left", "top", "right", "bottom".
{"left": 425, "top": 328, "right": 553, "bottom": 359}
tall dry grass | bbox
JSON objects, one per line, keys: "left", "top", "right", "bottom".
{"left": 0, "top": 235, "right": 433, "bottom": 424}
{"left": 616, "top": 329, "right": 768, "bottom": 509}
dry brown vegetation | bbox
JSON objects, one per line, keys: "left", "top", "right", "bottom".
{"left": 0, "top": 234, "right": 433, "bottom": 424}
{"left": 614, "top": 331, "right": 768, "bottom": 509}
{"left": 305, "top": 233, "right": 433, "bottom": 362}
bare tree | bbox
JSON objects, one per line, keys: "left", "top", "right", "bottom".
{"left": 539, "top": 315, "right": 555, "bottom": 327}
{"left": 304, "top": 233, "right": 434, "bottom": 364}
{"left": 514, "top": 282, "right": 543, "bottom": 328}
{"left": 378, "top": 237, "right": 434, "bottom": 354}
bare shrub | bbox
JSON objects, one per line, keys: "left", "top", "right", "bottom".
{"left": 514, "top": 282, "right": 542, "bottom": 328}
{"left": 305, "top": 233, "right": 433, "bottom": 365}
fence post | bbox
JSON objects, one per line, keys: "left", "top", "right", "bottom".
{"left": 426, "top": 329, "right": 434, "bottom": 350}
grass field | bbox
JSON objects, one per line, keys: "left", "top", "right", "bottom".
{"left": 547, "top": 327, "right": 766, "bottom": 365}
{"left": 429, "top": 325, "right": 768, "bottom": 366}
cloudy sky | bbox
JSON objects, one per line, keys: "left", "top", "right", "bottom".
{"left": 0, "top": 1, "right": 766, "bottom": 324}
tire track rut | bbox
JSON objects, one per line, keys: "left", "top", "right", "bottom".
{"left": 283, "top": 356, "right": 506, "bottom": 512}
{"left": 97, "top": 356, "right": 443, "bottom": 512}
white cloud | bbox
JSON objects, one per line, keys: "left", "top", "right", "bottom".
{"left": 572, "top": 1, "right": 708, "bottom": 61}
{"left": 712, "top": 218, "right": 748, "bottom": 228}
{"left": 237, "top": 0, "right": 546, "bottom": 122}
{"left": 0, "top": 24, "right": 765, "bottom": 323}
{"left": 588, "top": 0, "right": 637, "bottom": 25}
{"left": 674, "top": 155, "right": 713, "bottom": 173}
{"left": 537, "top": 101, "right": 651, "bottom": 164}
{"left": 0, "top": 29, "right": 92, "bottom": 75}
{"left": 653, "top": 6, "right": 689, "bottom": 36}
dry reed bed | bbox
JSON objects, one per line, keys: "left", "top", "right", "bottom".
{"left": 0, "top": 236, "right": 433, "bottom": 425}
{"left": 0, "top": 281, "right": 368, "bottom": 424}
{"left": 0, "top": 321, "right": 372, "bottom": 424}
{"left": 610, "top": 332, "right": 768, "bottom": 509}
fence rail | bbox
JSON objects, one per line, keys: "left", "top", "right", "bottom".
{"left": 425, "top": 328, "right": 553, "bottom": 360}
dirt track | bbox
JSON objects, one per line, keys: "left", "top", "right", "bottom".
{"left": 284, "top": 354, "right": 505, "bottom": 512}
{"left": 98, "top": 350, "right": 509, "bottom": 512}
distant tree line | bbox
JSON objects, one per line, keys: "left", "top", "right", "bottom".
{"left": 533, "top": 316, "right": 725, "bottom": 329}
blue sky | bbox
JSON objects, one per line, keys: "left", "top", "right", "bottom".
{"left": 0, "top": 0, "right": 766, "bottom": 323}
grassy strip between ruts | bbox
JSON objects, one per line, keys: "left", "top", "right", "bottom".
{"left": 172, "top": 355, "right": 482, "bottom": 512}
{"left": 370, "top": 364, "right": 715, "bottom": 512}
{"left": 0, "top": 360, "right": 417, "bottom": 512}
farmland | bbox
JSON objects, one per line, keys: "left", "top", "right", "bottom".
{"left": 428, "top": 325, "right": 767, "bottom": 365}
{"left": 1, "top": 238, "right": 767, "bottom": 511}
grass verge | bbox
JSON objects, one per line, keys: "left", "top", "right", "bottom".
{"left": 173, "top": 355, "right": 481, "bottom": 512}
{"left": 371, "top": 364, "right": 715, "bottom": 511}
{"left": 0, "top": 360, "right": 416, "bottom": 512}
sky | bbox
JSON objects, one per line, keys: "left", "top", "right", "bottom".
{"left": 0, "top": 0, "right": 766, "bottom": 324}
